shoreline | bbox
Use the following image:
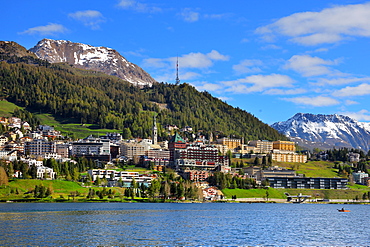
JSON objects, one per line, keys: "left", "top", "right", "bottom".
{"left": 2, "top": 197, "right": 369, "bottom": 204}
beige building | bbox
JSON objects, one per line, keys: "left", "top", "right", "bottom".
{"left": 56, "top": 143, "right": 70, "bottom": 158}
{"left": 146, "top": 149, "right": 170, "bottom": 160}
{"left": 237, "top": 144, "right": 256, "bottom": 154}
{"left": 120, "top": 142, "right": 145, "bottom": 159}
{"left": 271, "top": 153, "right": 307, "bottom": 163}
{"left": 214, "top": 144, "right": 228, "bottom": 155}
{"left": 273, "top": 140, "right": 296, "bottom": 152}
{"left": 248, "top": 140, "right": 273, "bottom": 154}
{"left": 216, "top": 137, "right": 241, "bottom": 150}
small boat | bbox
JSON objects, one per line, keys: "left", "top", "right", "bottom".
{"left": 337, "top": 208, "right": 350, "bottom": 212}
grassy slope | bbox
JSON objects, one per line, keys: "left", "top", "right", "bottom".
{"left": 35, "top": 113, "right": 119, "bottom": 139}
{"left": 0, "top": 100, "right": 21, "bottom": 117}
{"left": 0, "top": 101, "right": 120, "bottom": 139}
{"left": 0, "top": 179, "right": 126, "bottom": 201}
{"left": 275, "top": 160, "right": 339, "bottom": 178}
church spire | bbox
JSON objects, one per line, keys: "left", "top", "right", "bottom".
{"left": 152, "top": 115, "right": 158, "bottom": 145}
{"left": 175, "top": 56, "right": 180, "bottom": 85}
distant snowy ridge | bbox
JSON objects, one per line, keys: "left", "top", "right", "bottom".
{"left": 29, "top": 39, "right": 156, "bottom": 87}
{"left": 271, "top": 113, "right": 370, "bottom": 151}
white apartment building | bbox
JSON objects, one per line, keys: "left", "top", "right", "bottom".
{"left": 88, "top": 169, "right": 152, "bottom": 187}
{"left": 71, "top": 139, "right": 110, "bottom": 156}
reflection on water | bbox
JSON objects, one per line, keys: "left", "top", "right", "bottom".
{"left": 0, "top": 203, "right": 368, "bottom": 246}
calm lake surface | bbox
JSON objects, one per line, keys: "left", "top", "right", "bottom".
{"left": 0, "top": 202, "right": 368, "bottom": 246}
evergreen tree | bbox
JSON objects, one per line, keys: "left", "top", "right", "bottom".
{"left": 0, "top": 166, "right": 8, "bottom": 186}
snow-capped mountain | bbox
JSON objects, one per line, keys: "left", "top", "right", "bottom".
{"left": 271, "top": 113, "right": 370, "bottom": 151}
{"left": 29, "top": 39, "right": 156, "bottom": 87}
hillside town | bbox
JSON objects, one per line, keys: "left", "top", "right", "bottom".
{"left": 1, "top": 115, "right": 369, "bottom": 200}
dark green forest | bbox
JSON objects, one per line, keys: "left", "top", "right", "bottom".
{"left": 0, "top": 53, "right": 287, "bottom": 141}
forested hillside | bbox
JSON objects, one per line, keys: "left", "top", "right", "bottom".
{"left": 0, "top": 52, "right": 287, "bottom": 141}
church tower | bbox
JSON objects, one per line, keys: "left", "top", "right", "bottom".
{"left": 152, "top": 115, "right": 158, "bottom": 145}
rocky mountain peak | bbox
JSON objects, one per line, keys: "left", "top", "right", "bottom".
{"left": 272, "top": 113, "right": 370, "bottom": 151}
{"left": 29, "top": 39, "right": 156, "bottom": 87}
{"left": 0, "top": 41, "right": 37, "bottom": 58}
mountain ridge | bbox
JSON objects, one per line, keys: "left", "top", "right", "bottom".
{"left": 29, "top": 38, "right": 156, "bottom": 87}
{"left": 272, "top": 113, "right": 370, "bottom": 151}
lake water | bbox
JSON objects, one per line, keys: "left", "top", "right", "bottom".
{"left": 0, "top": 202, "right": 368, "bottom": 246}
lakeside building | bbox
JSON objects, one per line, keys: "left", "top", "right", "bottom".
{"left": 88, "top": 169, "right": 153, "bottom": 187}
{"left": 268, "top": 177, "right": 348, "bottom": 189}
{"left": 243, "top": 166, "right": 297, "bottom": 181}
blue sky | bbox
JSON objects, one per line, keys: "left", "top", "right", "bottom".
{"left": 2, "top": 0, "right": 370, "bottom": 124}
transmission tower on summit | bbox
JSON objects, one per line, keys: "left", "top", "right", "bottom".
{"left": 175, "top": 56, "right": 180, "bottom": 85}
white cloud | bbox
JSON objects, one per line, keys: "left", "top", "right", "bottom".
{"left": 283, "top": 96, "right": 339, "bottom": 107}
{"left": 69, "top": 10, "right": 105, "bottom": 29}
{"left": 345, "top": 100, "right": 359, "bottom": 105}
{"left": 316, "top": 77, "right": 370, "bottom": 86}
{"left": 194, "top": 82, "right": 223, "bottom": 92}
{"left": 206, "top": 50, "right": 229, "bottom": 61}
{"left": 142, "top": 58, "right": 168, "bottom": 68}
{"left": 284, "top": 54, "right": 339, "bottom": 77}
{"left": 20, "top": 23, "right": 67, "bottom": 35}
{"left": 144, "top": 50, "right": 229, "bottom": 69}
{"left": 256, "top": 2, "right": 370, "bottom": 46}
{"left": 260, "top": 44, "right": 281, "bottom": 50}
{"left": 180, "top": 72, "right": 202, "bottom": 80}
{"left": 232, "top": 59, "right": 263, "bottom": 74}
{"left": 292, "top": 33, "right": 342, "bottom": 46}
{"left": 223, "top": 74, "right": 294, "bottom": 93}
{"left": 333, "top": 83, "right": 370, "bottom": 97}
{"left": 340, "top": 109, "right": 370, "bottom": 121}
{"left": 264, "top": 88, "right": 306, "bottom": 95}
{"left": 179, "top": 8, "right": 200, "bottom": 22}
{"left": 117, "top": 0, "right": 161, "bottom": 13}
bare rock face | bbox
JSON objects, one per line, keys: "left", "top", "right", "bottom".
{"left": 0, "top": 41, "right": 37, "bottom": 58}
{"left": 29, "top": 39, "right": 156, "bottom": 87}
